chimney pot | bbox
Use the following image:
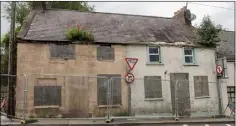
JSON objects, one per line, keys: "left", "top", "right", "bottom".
{"left": 31, "top": 2, "right": 46, "bottom": 10}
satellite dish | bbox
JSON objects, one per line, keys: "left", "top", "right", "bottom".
{"left": 185, "top": 10, "right": 197, "bottom": 21}
{"left": 189, "top": 13, "right": 197, "bottom": 21}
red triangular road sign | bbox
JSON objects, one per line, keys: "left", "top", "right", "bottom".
{"left": 125, "top": 58, "right": 138, "bottom": 71}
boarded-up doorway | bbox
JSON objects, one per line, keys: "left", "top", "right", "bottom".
{"left": 170, "top": 73, "right": 191, "bottom": 117}
{"left": 66, "top": 77, "right": 89, "bottom": 118}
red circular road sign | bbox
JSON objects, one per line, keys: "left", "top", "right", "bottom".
{"left": 216, "top": 65, "right": 223, "bottom": 74}
{"left": 125, "top": 73, "right": 135, "bottom": 83}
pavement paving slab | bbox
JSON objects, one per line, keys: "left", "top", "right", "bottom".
{"left": 1, "top": 116, "right": 235, "bottom": 125}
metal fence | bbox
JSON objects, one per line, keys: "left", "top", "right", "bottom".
{"left": 1, "top": 73, "right": 221, "bottom": 120}
{"left": 1, "top": 74, "right": 26, "bottom": 119}
{"left": 108, "top": 77, "right": 220, "bottom": 119}
{"left": 25, "top": 73, "right": 110, "bottom": 118}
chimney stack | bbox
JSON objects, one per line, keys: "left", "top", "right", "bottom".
{"left": 31, "top": 2, "right": 46, "bottom": 11}
{"left": 173, "top": 6, "right": 191, "bottom": 26}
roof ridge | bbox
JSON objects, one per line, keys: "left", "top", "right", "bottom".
{"left": 45, "top": 8, "right": 173, "bottom": 19}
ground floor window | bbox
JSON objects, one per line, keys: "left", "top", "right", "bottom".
{"left": 34, "top": 86, "right": 61, "bottom": 106}
{"left": 34, "top": 78, "right": 61, "bottom": 106}
{"left": 144, "top": 76, "right": 162, "bottom": 99}
{"left": 227, "top": 86, "right": 235, "bottom": 103}
{"left": 193, "top": 76, "right": 209, "bottom": 97}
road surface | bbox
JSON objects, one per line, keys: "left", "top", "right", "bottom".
{"left": 158, "top": 124, "right": 235, "bottom": 126}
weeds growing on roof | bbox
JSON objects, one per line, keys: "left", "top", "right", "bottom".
{"left": 65, "top": 25, "right": 94, "bottom": 42}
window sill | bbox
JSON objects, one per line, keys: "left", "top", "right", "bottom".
{"left": 146, "top": 62, "right": 164, "bottom": 65}
{"left": 34, "top": 105, "right": 59, "bottom": 109}
{"left": 97, "top": 60, "right": 115, "bottom": 62}
{"left": 183, "top": 64, "right": 199, "bottom": 66}
{"left": 98, "top": 105, "right": 121, "bottom": 108}
{"left": 49, "top": 59, "right": 66, "bottom": 64}
{"left": 195, "top": 96, "right": 210, "bottom": 99}
{"left": 144, "top": 98, "right": 163, "bottom": 101}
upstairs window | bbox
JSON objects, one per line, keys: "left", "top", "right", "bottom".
{"left": 97, "top": 44, "right": 114, "bottom": 61}
{"left": 184, "top": 48, "right": 195, "bottom": 64}
{"left": 49, "top": 44, "right": 75, "bottom": 59}
{"left": 148, "top": 47, "right": 161, "bottom": 63}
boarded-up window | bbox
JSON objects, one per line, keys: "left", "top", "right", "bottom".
{"left": 97, "top": 45, "right": 114, "bottom": 61}
{"left": 227, "top": 86, "right": 235, "bottom": 103}
{"left": 144, "top": 76, "right": 162, "bottom": 98}
{"left": 34, "top": 86, "right": 61, "bottom": 106}
{"left": 194, "top": 76, "right": 209, "bottom": 97}
{"left": 49, "top": 44, "right": 75, "bottom": 59}
{"left": 97, "top": 74, "right": 121, "bottom": 105}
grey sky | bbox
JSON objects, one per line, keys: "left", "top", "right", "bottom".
{"left": 1, "top": 2, "right": 235, "bottom": 37}
{"left": 1, "top": 2, "right": 10, "bottom": 37}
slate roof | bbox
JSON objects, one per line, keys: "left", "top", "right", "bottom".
{"left": 216, "top": 31, "right": 235, "bottom": 61}
{"left": 17, "top": 9, "right": 197, "bottom": 44}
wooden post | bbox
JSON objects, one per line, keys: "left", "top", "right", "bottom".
{"left": 7, "top": 1, "right": 16, "bottom": 118}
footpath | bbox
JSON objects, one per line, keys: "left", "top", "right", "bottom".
{"left": 1, "top": 115, "right": 235, "bottom": 125}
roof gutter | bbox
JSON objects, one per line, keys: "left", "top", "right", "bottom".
{"left": 16, "top": 38, "right": 69, "bottom": 43}
{"left": 17, "top": 38, "right": 209, "bottom": 48}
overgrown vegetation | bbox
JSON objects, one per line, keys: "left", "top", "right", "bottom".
{"left": 196, "top": 15, "right": 222, "bottom": 47}
{"left": 65, "top": 25, "right": 94, "bottom": 42}
{"left": 46, "top": 2, "right": 95, "bottom": 12}
{"left": 4, "top": 2, "right": 30, "bottom": 27}
{"left": 1, "top": 26, "right": 21, "bottom": 74}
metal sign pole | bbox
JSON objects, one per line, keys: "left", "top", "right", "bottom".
{"left": 7, "top": 2, "right": 16, "bottom": 118}
{"left": 216, "top": 58, "right": 225, "bottom": 116}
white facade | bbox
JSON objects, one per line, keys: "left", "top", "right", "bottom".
{"left": 221, "top": 62, "right": 235, "bottom": 116}
{"left": 126, "top": 44, "right": 220, "bottom": 117}
{"left": 226, "top": 62, "right": 235, "bottom": 87}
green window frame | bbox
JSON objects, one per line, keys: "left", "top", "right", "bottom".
{"left": 147, "top": 46, "right": 162, "bottom": 63}
{"left": 183, "top": 47, "right": 195, "bottom": 64}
